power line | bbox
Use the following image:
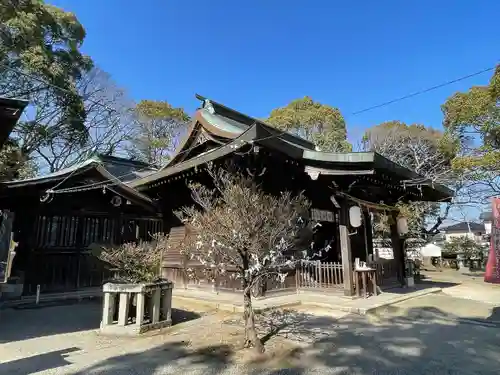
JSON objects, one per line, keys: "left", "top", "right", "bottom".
{"left": 48, "top": 130, "right": 279, "bottom": 194}
{"left": 47, "top": 63, "right": 500, "bottom": 194}
{"left": 7, "top": 56, "right": 498, "bottom": 194}
{"left": 350, "top": 65, "right": 497, "bottom": 116}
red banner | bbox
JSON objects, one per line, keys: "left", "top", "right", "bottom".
{"left": 485, "top": 198, "right": 500, "bottom": 284}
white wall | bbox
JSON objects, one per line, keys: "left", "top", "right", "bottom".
{"left": 484, "top": 221, "right": 492, "bottom": 235}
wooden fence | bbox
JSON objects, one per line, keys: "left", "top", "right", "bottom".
{"left": 163, "top": 261, "right": 345, "bottom": 297}
{"left": 22, "top": 214, "right": 164, "bottom": 295}
{"left": 296, "top": 261, "right": 344, "bottom": 289}
{"left": 370, "top": 259, "right": 400, "bottom": 287}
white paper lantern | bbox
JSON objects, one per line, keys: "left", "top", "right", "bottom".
{"left": 397, "top": 216, "right": 408, "bottom": 235}
{"left": 349, "top": 206, "right": 362, "bottom": 228}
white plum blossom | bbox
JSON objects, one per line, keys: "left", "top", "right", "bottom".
{"left": 277, "top": 273, "right": 287, "bottom": 283}
{"left": 175, "top": 166, "right": 327, "bottom": 353}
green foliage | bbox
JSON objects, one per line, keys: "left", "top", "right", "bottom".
{"left": 443, "top": 65, "right": 500, "bottom": 176}
{"left": 136, "top": 100, "right": 190, "bottom": 122}
{"left": 0, "top": 139, "right": 37, "bottom": 181}
{"left": 267, "top": 96, "right": 351, "bottom": 152}
{"left": 442, "top": 236, "right": 485, "bottom": 261}
{"left": 0, "top": 0, "right": 93, "bottom": 133}
{"left": 128, "top": 100, "right": 190, "bottom": 166}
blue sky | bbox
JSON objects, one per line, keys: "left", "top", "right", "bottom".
{"left": 49, "top": 0, "right": 498, "bottom": 221}
{"left": 49, "top": 0, "right": 498, "bottom": 144}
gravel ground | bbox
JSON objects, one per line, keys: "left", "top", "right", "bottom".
{"left": 1, "top": 293, "right": 500, "bottom": 374}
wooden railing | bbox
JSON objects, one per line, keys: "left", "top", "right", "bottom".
{"left": 164, "top": 261, "right": 345, "bottom": 296}
{"left": 296, "top": 261, "right": 344, "bottom": 289}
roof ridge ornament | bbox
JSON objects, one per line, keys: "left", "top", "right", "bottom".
{"left": 204, "top": 99, "right": 216, "bottom": 114}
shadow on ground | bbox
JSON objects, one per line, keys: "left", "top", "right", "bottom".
{"left": 0, "top": 299, "right": 102, "bottom": 343}
{"left": 171, "top": 308, "right": 201, "bottom": 324}
{"left": 488, "top": 306, "right": 500, "bottom": 322}
{"left": 70, "top": 342, "right": 234, "bottom": 375}
{"left": 15, "top": 306, "right": 497, "bottom": 374}
{"left": 0, "top": 347, "right": 81, "bottom": 375}
{"left": 1, "top": 296, "right": 500, "bottom": 374}
{"left": 380, "top": 278, "right": 459, "bottom": 295}
{"left": 0, "top": 300, "right": 201, "bottom": 344}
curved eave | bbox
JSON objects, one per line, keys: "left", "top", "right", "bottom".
{"left": 195, "top": 94, "right": 316, "bottom": 150}
{"left": 302, "top": 150, "right": 454, "bottom": 202}
{"left": 130, "top": 125, "right": 258, "bottom": 190}
{"left": 164, "top": 109, "right": 244, "bottom": 168}
{"left": 3, "top": 160, "right": 158, "bottom": 212}
{"left": 0, "top": 97, "right": 29, "bottom": 149}
{"left": 3, "top": 159, "right": 99, "bottom": 188}
{"left": 95, "top": 165, "right": 159, "bottom": 213}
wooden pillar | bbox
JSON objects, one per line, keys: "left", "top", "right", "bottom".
{"left": 339, "top": 200, "right": 354, "bottom": 296}
{"left": 14, "top": 204, "right": 38, "bottom": 294}
{"left": 74, "top": 215, "right": 86, "bottom": 290}
{"left": 363, "top": 210, "right": 374, "bottom": 260}
{"left": 389, "top": 212, "right": 406, "bottom": 286}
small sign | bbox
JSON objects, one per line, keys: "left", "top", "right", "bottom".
{"left": 311, "top": 209, "right": 336, "bottom": 222}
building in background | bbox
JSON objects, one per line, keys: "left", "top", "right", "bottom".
{"left": 480, "top": 211, "right": 493, "bottom": 236}
{"left": 441, "top": 222, "right": 485, "bottom": 243}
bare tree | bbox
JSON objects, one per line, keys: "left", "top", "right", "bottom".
{"left": 177, "top": 166, "right": 321, "bottom": 353}
{"left": 362, "top": 122, "right": 460, "bottom": 236}
{"left": 3, "top": 67, "right": 133, "bottom": 173}
{"left": 127, "top": 100, "right": 190, "bottom": 166}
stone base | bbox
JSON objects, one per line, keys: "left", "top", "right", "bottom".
{"left": 100, "top": 280, "right": 173, "bottom": 336}
{"left": 0, "top": 279, "right": 24, "bottom": 300}
{"left": 406, "top": 276, "right": 415, "bottom": 287}
{"left": 100, "top": 319, "right": 172, "bottom": 336}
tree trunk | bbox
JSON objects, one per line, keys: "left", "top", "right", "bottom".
{"left": 243, "top": 286, "right": 264, "bottom": 353}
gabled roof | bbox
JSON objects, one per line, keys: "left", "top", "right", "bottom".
{"left": 3, "top": 154, "right": 159, "bottom": 212}
{"left": 480, "top": 211, "right": 493, "bottom": 222}
{"left": 4, "top": 154, "right": 157, "bottom": 187}
{"left": 162, "top": 94, "right": 316, "bottom": 168}
{"left": 0, "top": 97, "right": 28, "bottom": 150}
{"left": 195, "top": 94, "right": 316, "bottom": 149}
{"left": 128, "top": 95, "right": 454, "bottom": 202}
{"left": 441, "top": 222, "right": 485, "bottom": 233}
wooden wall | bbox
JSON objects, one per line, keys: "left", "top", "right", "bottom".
{"left": 22, "top": 213, "right": 163, "bottom": 294}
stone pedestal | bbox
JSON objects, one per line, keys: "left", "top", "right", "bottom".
{"left": 457, "top": 253, "right": 467, "bottom": 271}
{"left": 0, "top": 276, "right": 24, "bottom": 299}
{"left": 100, "top": 280, "right": 173, "bottom": 336}
{"left": 405, "top": 260, "right": 416, "bottom": 288}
